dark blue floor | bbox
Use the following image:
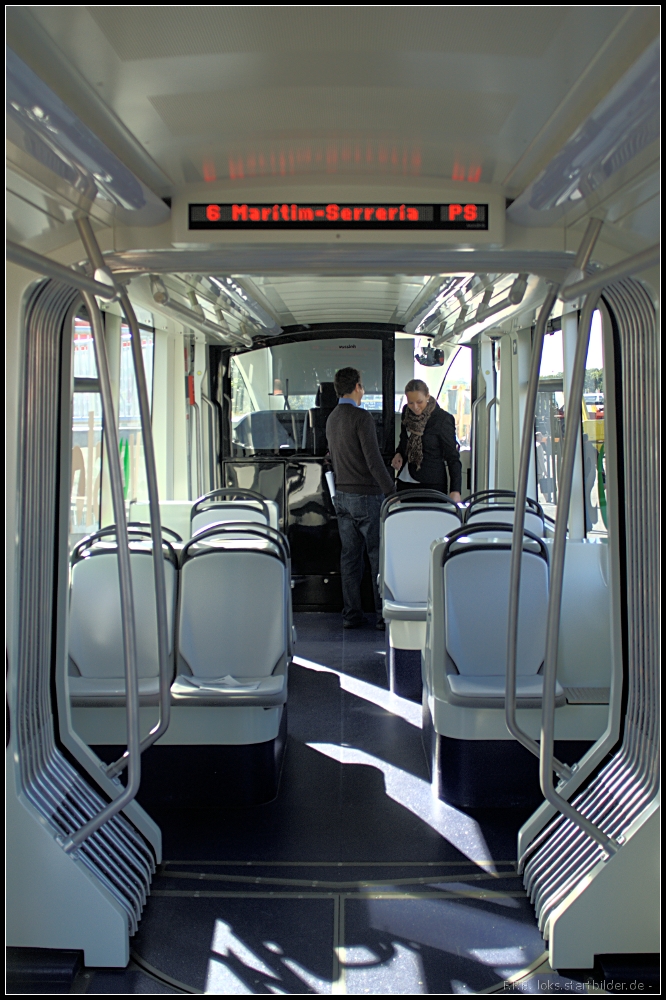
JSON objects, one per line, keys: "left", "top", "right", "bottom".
{"left": 79, "top": 613, "right": 592, "bottom": 995}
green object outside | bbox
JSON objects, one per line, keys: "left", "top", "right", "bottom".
{"left": 119, "top": 438, "right": 130, "bottom": 500}
{"left": 597, "top": 443, "right": 607, "bottom": 529}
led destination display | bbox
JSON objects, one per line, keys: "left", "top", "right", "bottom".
{"left": 189, "top": 203, "right": 488, "bottom": 230}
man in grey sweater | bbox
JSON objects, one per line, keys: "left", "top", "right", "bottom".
{"left": 326, "top": 367, "right": 396, "bottom": 629}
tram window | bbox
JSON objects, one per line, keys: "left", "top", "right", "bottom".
{"left": 230, "top": 338, "right": 382, "bottom": 455}
{"left": 535, "top": 311, "right": 607, "bottom": 537}
{"left": 536, "top": 329, "right": 564, "bottom": 522}
{"left": 403, "top": 340, "right": 472, "bottom": 447}
{"left": 73, "top": 315, "right": 98, "bottom": 378}
{"left": 70, "top": 390, "right": 103, "bottom": 551}
{"left": 118, "top": 322, "right": 155, "bottom": 505}
{"left": 583, "top": 311, "right": 607, "bottom": 538}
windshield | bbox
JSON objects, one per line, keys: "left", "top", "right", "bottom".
{"left": 230, "top": 337, "right": 383, "bottom": 456}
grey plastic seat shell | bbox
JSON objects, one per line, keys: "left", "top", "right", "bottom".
{"left": 438, "top": 534, "right": 563, "bottom": 708}
{"left": 68, "top": 548, "right": 178, "bottom": 706}
{"left": 174, "top": 528, "right": 291, "bottom": 707}
{"left": 381, "top": 506, "right": 462, "bottom": 621}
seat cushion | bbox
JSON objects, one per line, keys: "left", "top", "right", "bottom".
{"left": 446, "top": 674, "right": 565, "bottom": 708}
{"left": 68, "top": 675, "right": 162, "bottom": 706}
{"left": 170, "top": 667, "right": 287, "bottom": 706}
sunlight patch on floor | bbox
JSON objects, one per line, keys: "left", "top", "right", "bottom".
{"left": 294, "top": 655, "right": 422, "bottom": 728}
{"left": 308, "top": 742, "right": 494, "bottom": 869}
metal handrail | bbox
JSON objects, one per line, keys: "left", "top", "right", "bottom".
{"left": 505, "top": 217, "right": 604, "bottom": 785}
{"left": 469, "top": 392, "right": 486, "bottom": 496}
{"left": 192, "top": 399, "right": 203, "bottom": 498}
{"left": 201, "top": 394, "right": 219, "bottom": 490}
{"left": 6, "top": 239, "right": 119, "bottom": 300}
{"left": 560, "top": 243, "right": 659, "bottom": 301}
{"left": 62, "top": 286, "right": 140, "bottom": 853}
{"left": 485, "top": 395, "right": 497, "bottom": 493}
{"left": 504, "top": 285, "right": 570, "bottom": 779}
{"left": 540, "top": 291, "right": 620, "bottom": 859}
{"left": 76, "top": 215, "right": 172, "bottom": 780}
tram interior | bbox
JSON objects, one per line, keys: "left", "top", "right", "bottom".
{"left": 5, "top": 6, "right": 660, "bottom": 996}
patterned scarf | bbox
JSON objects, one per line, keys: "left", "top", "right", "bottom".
{"left": 403, "top": 397, "right": 437, "bottom": 470}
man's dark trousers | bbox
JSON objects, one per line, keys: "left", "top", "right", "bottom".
{"left": 334, "top": 491, "right": 383, "bottom": 624}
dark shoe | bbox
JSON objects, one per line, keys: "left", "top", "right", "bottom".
{"left": 375, "top": 616, "right": 386, "bottom": 631}
{"left": 343, "top": 617, "right": 367, "bottom": 630}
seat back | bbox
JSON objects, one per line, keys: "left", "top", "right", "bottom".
{"left": 178, "top": 525, "right": 290, "bottom": 679}
{"left": 191, "top": 503, "right": 269, "bottom": 536}
{"left": 68, "top": 542, "right": 178, "bottom": 679}
{"left": 465, "top": 506, "right": 545, "bottom": 537}
{"left": 442, "top": 527, "right": 548, "bottom": 676}
{"left": 191, "top": 489, "right": 279, "bottom": 534}
{"left": 303, "top": 382, "right": 338, "bottom": 454}
{"left": 383, "top": 506, "right": 462, "bottom": 604}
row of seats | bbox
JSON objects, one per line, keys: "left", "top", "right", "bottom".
{"left": 380, "top": 491, "right": 547, "bottom": 702}
{"left": 68, "top": 517, "right": 292, "bottom": 710}
{"left": 379, "top": 488, "right": 613, "bottom": 807}
{"left": 67, "top": 490, "right": 294, "bottom": 805}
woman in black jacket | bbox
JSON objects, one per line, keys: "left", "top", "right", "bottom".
{"left": 391, "top": 379, "right": 462, "bottom": 501}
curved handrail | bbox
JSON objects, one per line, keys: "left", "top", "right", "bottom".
{"left": 380, "top": 489, "right": 461, "bottom": 521}
{"left": 469, "top": 392, "right": 486, "bottom": 496}
{"left": 539, "top": 292, "right": 620, "bottom": 859}
{"left": 181, "top": 520, "right": 290, "bottom": 567}
{"left": 77, "top": 215, "right": 172, "bottom": 782}
{"left": 6, "top": 239, "right": 119, "bottom": 301}
{"left": 504, "top": 285, "right": 572, "bottom": 781}
{"left": 192, "top": 487, "right": 268, "bottom": 505}
{"left": 126, "top": 521, "right": 183, "bottom": 543}
{"left": 62, "top": 285, "right": 140, "bottom": 853}
{"left": 440, "top": 521, "right": 549, "bottom": 564}
{"left": 191, "top": 488, "right": 271, "bottom": 526}
{"left": 71, "top": 525, "right": 178, "bottom": 567}
{"left": 201, "top": 394, "right": 220, "bottom": 490}
{"left": 485, "top": 395, "right": 498, "bottom": 492}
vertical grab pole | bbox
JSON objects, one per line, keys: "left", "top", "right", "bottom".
{"left": 62, "top": 283, "right": 141, "bottom": 852}
{"left": 469, "top": 393, "right": 485, "bottom": 496}
{"left": 75, "top": 215, "right": 172, "bottom": 772}
{"left": 505, "top": 285, "right": 570, "bottom": 776}
{"left": 539, "top": 291, "right": 619, "bottom": 858}
{"left": 506, "top": 217, "right": 605, "bottom": 790}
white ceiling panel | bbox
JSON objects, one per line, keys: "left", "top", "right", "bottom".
{"left": 234, "top": 275, "right": 433, "bottom": 326}
{"left": 24, "top": 5, "right": 640, "bottom": 191}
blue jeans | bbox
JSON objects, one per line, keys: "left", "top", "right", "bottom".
{"left": 334, "top": 491, "right": 383, "bottom": 622}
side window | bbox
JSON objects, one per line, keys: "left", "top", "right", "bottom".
{"left": 535, "top": 329, "right": 564, "bottom": 520}
{"left": 535, "top": 310, "right": 607, "bottom": 536}
{"left": 118, "top": 321, "right": 155, "bottom": 504}
{"left": 583, "top": 311, "right": 607, "bottom": 538}
{"left": 69, "top": 311, "right": 156, "bottom": 549}
{"left": 70, "top": 317, "right": 103, "bottom": 550}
